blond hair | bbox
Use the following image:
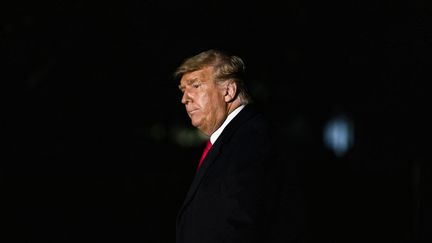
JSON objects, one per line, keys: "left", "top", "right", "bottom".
{"left": 174, "top": 49, "right": 253, "bottom": 104}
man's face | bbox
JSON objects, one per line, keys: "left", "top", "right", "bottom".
{"left": 179, "top": 66, "right": 228, "bottom": 136}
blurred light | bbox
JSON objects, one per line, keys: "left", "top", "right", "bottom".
{"left": 323, "top": 115, "right": 354, "bottom": 157}
{"left": 172, "top": 126, "right": 207, "bottom": 147}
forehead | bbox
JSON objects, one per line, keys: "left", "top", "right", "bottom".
{"left": 180, "top": 66, "right": 214, "bottom": 85}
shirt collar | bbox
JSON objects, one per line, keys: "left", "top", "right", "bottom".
{"left": 209, "top": 104, "right": 246, "bottom": 144}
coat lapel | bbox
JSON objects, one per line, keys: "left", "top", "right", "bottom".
{"left": 176, "top": 104, "right": 258, "bottom": 221}
{"left": 177, "top": 140, "right": 221, "bottom": 218}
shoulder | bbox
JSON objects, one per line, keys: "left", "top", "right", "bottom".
{"left": 222, "top": 104, "right": 277, "bottom": 154}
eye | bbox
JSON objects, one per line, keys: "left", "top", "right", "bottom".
{"left": 192, "top": 83, "right": 201, "bottom": 89}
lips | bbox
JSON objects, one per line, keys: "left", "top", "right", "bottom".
{"left": 189, "top": 111, "right": 198, "bottom": 118}
{"left": 187, "top": 108, "right": 198, "bottom": 117}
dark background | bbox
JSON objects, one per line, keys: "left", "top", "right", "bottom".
{"left": 1, "top": 1, "right": 429, "bottom": 242}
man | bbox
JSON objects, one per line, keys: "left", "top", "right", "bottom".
{"left": 174, "top": 49, "right": 301, "bottom": 243}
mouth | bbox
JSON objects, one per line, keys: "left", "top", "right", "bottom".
{"left": 187, "top": 109, "right": 198, "bottom": 116}
{"left": 186, "top": 108, "right": 198, "bottom": 114}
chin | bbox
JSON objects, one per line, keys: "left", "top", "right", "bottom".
{"left": 191, "top": 120, "right": 200, "bottom": 128}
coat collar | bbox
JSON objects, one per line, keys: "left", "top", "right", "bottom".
{"left": 176, "top": 104, "right": 260, "bottom": 221}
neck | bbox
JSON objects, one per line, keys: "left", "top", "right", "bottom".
{"left": 226, "top": 98, "right": 243, "bottom": 116}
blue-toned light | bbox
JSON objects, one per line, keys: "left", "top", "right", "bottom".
{"left": 323, "top": 115, "right": 354, "bottom": 157}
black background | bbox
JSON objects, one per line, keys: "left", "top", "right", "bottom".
{"left": 1, "top": 1, "right": 429, "bottom": 242}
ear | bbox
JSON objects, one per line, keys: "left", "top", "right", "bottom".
{"left": 224, "top": 81, "right": 237, "bottom": 102}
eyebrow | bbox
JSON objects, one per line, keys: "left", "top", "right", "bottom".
{"left": 178, "top": 78, "right": 199, "bottom": 90}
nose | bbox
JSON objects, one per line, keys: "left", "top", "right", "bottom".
{"left": 181, "top": 91, "right": 189, "bottom": 105}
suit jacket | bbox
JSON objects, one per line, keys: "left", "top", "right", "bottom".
{"left": 176, "top": 104, "right": 301, "bottom": 243}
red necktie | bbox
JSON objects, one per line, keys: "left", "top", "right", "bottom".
{"left": 197, "top": 140, "right": 212, "bottom": 170}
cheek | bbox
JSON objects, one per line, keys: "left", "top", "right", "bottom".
{"left": 197, "top": 93, "right": 211, "bottom": 107}
{"left": 197, "top": 90, "right": 222, "bottom": 111}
